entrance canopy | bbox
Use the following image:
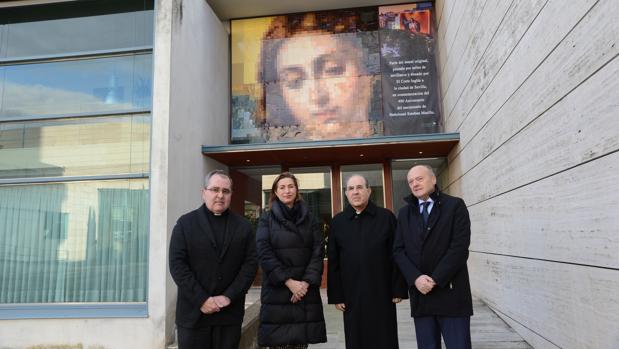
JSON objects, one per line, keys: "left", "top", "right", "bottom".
{"left": 202, "top": 133, "right": 459, "bottom": 167}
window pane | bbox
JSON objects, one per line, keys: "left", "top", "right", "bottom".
{"left": 0, "top": 114, "right": 150, "bottom": 179}
{"left": 0, "top": 66, "right": 4, "bottom": 115}
{"left": 340, "top": 164, "right": 384, "bottom": 210}
{"left": 0, "top": 23, "right": 5, "bottom": 58}
{"left": 0, "top": 0, "right": 153, "bottom": 59}
{"left": 0, "top": 179, "right": 149, "bottom": 303}
{"left": 0, "top": 54, "right": 152, "bottom": 119}
{"left": 288, "top": 166, "right": 332, "bottom": 231}
{"left": 232, "top": 166, "right": 282, "bottom": 211}
{"left": 391, "top": 158, "right": 446, "bottom": 213}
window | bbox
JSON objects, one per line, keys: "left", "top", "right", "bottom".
{"left": 0, "top": 0, "right": 153, "bottom": 317}
{"left": 0, "top": 54, "right": 152, "bottom": 119}
{"left": 340, "top": 164, "right": 385, "bottom": 209}
{"left": 0, "top": 0, "right": 153, "bottom": 59}
{"left": 0, "top": 179, "right": 149, "bottom": 303}
{"left": 0, "top": 114, "right": 150, "bottom": 179}
{"left": 391, "top": 158, "right": 446, "bottom": 213}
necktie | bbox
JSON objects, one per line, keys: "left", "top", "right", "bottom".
{"left": 422, "top": 201, "right": 430, "bottom": 226}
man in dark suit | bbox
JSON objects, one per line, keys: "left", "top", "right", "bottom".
{"left": 393, "top": 165, "right": 473, "bottom": 349}
{"left": 169, "top": 170, "right": 257, "bottom": 349}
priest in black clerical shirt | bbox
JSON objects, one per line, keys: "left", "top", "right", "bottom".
{"left": 205, "top": 205, "right": 227, "bottom": 251}
{"left": 328, "top": 174, "right": 408, "bottom": 349}
{"left": 169, "top": 170, "right": 257, "bottom": 349}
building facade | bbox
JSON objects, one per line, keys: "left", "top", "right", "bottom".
{"left": 0, "top": 0, "right": 617, "bottom": 348}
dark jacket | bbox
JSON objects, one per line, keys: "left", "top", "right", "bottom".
{"left": 256, "top": 200, "right": 327, "bottom": 347}
{"left": 393, "top": 187, "right": 473, "bottom": 317}
{"left": 328, "top": 201, "right": 408, "bottom": 349}
{"left": 169, "top": 205, "right": 257, "bottom": 328}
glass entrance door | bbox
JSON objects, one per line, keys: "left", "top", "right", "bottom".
{"left": 232, "top": 166, "right": 333, "bottom": 286}
{"left": 288, "top": 166, "right": 332, "bottom": 235}
{"left": 339, "top": 164, "right": 385, "bottom": 211}
{"left": 230, "top": 166, "right": 332, "bottom": 229}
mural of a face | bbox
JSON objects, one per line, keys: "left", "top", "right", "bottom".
{"left": 275, "top": 33, "right": 372, "bottom": 139}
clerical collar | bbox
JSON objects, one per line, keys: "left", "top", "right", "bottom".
{"left": 204, "top": 205, "right": 229, "bottom": 217}
{"left": 353, "top": 203, "right": 370, "bottom": 215}
{"left": 346, "top": 201, "right": 376, "bottom": 219}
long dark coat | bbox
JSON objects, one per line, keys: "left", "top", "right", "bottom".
{"left": 327, "top": 201, "right": 408, "bottom": 349}
{"left": 393, "top": 187, "right": 473, "bottom": 317}
{"left": 169, "top": 205, "right": 257, "bottom": 328}
{"left": 255, "top": 200, "right": 327, "bottom": 347}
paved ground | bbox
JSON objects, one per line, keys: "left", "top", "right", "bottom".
{"left": 247, "top": 287, "right": 531, "bottom": 349}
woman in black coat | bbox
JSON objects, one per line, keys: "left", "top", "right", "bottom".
{"left": 256, "top": 172, "right": 327, "bottom": 348}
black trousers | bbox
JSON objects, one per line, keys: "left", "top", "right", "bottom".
{"left": 413, "top": 316, "right": 471, "bottom": 349}
{"left": 177, "top": 324, "right": 242, "bottom": 349}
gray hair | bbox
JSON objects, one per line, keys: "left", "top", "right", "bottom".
{"left": 204, "top": 170, "right": 233, "bottom": 189}
{"left": 410, "top": 164, "right": 436, "bottom": 178}
{"left": 345, "top": 174, "right": 370, "bottom": 189}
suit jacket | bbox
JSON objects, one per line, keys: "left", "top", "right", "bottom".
{"left": 393, "top": 187, "right": 473, "bottom": 317}
{"left": 169, "top": 204, "right": 257, "bottom": 327}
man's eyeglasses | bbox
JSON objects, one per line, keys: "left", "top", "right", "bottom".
{"left": 205, "top": 187, "right": 232, "bottom": 195}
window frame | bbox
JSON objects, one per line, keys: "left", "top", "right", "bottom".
{"left": 0, "top": 303, "right": 148, "bottom": 319}
{"left": 0, "top": 0, "right": 154, "bottom": 319}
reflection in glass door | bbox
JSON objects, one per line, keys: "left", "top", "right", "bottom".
{"left": 390, "top": 158, "right": 446, "bottom": 213}
{"left": 289, "top": 166, "right": 332, "bottom": 286}
{"left": 231, "top": 165, "right": 333, "bottom": 231}
{"left": 288, "top": 166, "right": 332, "bottom": 236}
{"left": 230, "top": 166, "right": 281, "bottom": 225}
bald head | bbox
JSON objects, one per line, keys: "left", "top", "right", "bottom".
{"left": 345, "top": 174, "right": 369, "bottom": 188}
{"left": 345, "top": 174, "right": 372, "bottom": 212}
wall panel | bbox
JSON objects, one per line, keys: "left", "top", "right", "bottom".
{"left": 449, "top": 55, "right": 619, "bottom": 202}
{"left": 440, "top": 0, "right": 513, "bottom": 118}
{"left": 493, "top": 312, "right": 560, "bottom": 349}
{"left": 443, "top": 0, "right": 547, "bottom": 130}
{"left": 438, "top": 0, "right": 619, "bottom": 347}
{"left": 447, "top": 0, "right": 618, "bottom": 186}
{"left": 444, "top": 0, "right": 597, "bottom": 131}
{"left": 469, "top": 253, "right": 619, "bottom": 349}
{"left": 435, "top": 0, "right": 446, "bottom": 27}
{"left": 438, "top": 0, "right": 486, "bottom": 97}
{"left": 469, "top": 151, "right": 619, "bottom": 268}
{"left": 437, "top": 0, "right": 467, "bottom": 74}
{"left": 163, "top": 0, "right": 231, "bottom": 344}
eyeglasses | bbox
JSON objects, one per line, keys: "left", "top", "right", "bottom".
{"left": 205, "top": 187, "right": 232, "bottom": 195}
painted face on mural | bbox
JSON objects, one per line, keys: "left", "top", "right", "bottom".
{"left": 275, "top": 33, "right": 373, "bottom": 139}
